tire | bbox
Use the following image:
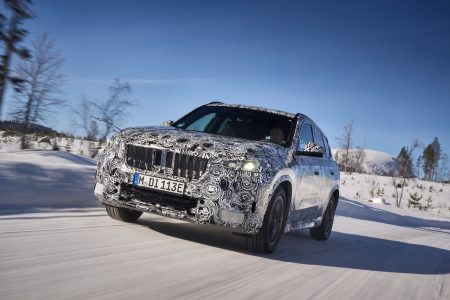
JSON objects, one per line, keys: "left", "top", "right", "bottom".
{"left": 105, "top": 204, "right": 143, "bottom": 223}
{"left": 247, "top": 187, "right": 287, "bottom": 254}
{"left": 310, "top": 195, "right": 336, "bottom": 241}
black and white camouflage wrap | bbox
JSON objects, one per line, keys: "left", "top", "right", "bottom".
{"left": 94, "top": 103, "right": 338, "bottom": 234}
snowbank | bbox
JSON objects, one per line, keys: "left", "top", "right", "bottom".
{"left": 340, "top": 172, "right": 450, "bottom": 219}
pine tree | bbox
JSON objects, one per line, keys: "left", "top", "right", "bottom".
{"left": 0, "top": 0, "right": 34, "bottom": 120}
{"left": 392, "top": 140, "right": 420, "bottom": 207}
{"left": 422, "top": 144, "right": 436, "bottom": 181}
{"left": 408, "top": 192, "right": 423, "bottom": 208}
{"left": 430, "top": 137, "right": 441, "bottom": 180}
{"left": 397, "top": 146, "right": 414, "bottom": 178}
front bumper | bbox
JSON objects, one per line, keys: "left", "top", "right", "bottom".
{"left": 94, "top": 158, "right": 267, "bottom": 233}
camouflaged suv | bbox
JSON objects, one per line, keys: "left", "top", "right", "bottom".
{"left": 94, "top": 102, "right": 340, "bottom": 253}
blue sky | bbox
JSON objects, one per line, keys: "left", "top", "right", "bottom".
{"left": 3, "top": 0, "right": 450, "bottom": 157}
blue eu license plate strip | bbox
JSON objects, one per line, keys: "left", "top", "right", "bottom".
{"left": 133, "top": 173, "right": 140, "bottom": 185}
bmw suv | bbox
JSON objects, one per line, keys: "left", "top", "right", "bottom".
{"left": 94, "top": 102, "right": 340, "bottom": 253}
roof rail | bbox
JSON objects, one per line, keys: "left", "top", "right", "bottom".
{"left": 206, "top": 101, "right": 224, "bottom": 105}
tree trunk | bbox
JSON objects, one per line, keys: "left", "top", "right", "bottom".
{"left": 0, "top": 12, "right": 19, "bottom": 120}
{"left": 20, "top": 93, "right": 34, "bottom": 149}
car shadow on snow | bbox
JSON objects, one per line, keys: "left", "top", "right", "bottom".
{"left": 136, "top": 216, "right": 450, "bottom": 275}
{"left": 336, "top": 197, "right": 450, "bottom": 231}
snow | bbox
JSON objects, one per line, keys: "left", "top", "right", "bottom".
{"left": 0, "top": 131, "right": 102, "bottom": 158}
{"left": 332, "top": 148, "right": 398, "bottom": 175}
{"left": 1, "top": 150, "right": 450, "bottom": 299}
{"left": 369, "top": 197, "right": 386, "bottom": 204}
{"left": 0, "top": 151, "right": 100, "bottom": 211}
{"left": 340, "top": 172, "right": 450, "bottom": 219}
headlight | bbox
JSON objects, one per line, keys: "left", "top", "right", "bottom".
{"left": 242, "top": 160, "right": 260, "bottom": 171}
{"left": 106, "top": 134, "right": 126, "bottom": 157}
{"left": 107, "top": 133, "right": 121, "bottom": 149}
{"left": 223, "top": 160, "right": 260, "bottom": 172}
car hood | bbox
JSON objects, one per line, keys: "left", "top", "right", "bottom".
{"left": 113, "top": 126, "right": 289, "bottom": 161}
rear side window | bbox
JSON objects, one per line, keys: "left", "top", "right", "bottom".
{"left": 312, "top": 126, "right": 327, "bottom": 158}
{"left": 322, "top": 134, "right": 331, "bottom": 158}
{"left": 297, "top": 123, "right": 313, "bottom": 151}
{"left": 321, "top": 133, "right": 331, "bottom": 158}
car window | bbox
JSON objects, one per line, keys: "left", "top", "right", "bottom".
{"left": 321, "top": 133, "right": 331, "bottom": 158}
{"left": 184, "top": 113, "right": 217, "bottom": 132}
{"left": 312, "top": 126, "right": 326, "bottom": 155}
{"left": 174, "top": 106, "right": 296, "bottom": 147}
{"left": 297, "top": 123, "right": 313, "bottom": 151}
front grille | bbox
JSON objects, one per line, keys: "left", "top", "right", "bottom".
{"left": 120, "top": 184, "right": 198, "bottom": 212}
{"left": 126, "top": 144, "right": 208, "bottom": 180}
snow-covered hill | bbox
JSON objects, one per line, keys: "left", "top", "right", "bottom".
{"left": 361, "top": 149, "right": 398, "bottom": 175}
{"left": 0, "top": 131, "right": 102, "bottom": 158}
{"left": 332, "top": 148, "right": 398, "bottom": 175}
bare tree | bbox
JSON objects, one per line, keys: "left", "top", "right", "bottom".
{"left": 336, "top": 121, "right": 354, "bottom": 174}
{"left": 93, "top": 79, "right": 135, "bottom": 142}
{"left": 438, "top": 154, "right": 449, "bottom": 182}
{"left": 73, "top": 97, "right": 99, "bottom": 140}
{"left": 416, "top": 154, "right": 422, "bottom": 180}
{"left": 9, "top": 32, "right": 64, "bottom": 128}
{"left": 392, "top": 139, "right": 420, "bottom": 207}
{"left": 352, "top": 147, "right": 366, "bottom": 173}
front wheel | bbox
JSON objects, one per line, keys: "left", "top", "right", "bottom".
{"left": 105, "top": 204, "right": 143, "bottom": 223}
{"left": 247, "top": 187, "right": 287, "bottom": 253}
{"left": 310, "top": 196, "right": 337, "bottom": 241}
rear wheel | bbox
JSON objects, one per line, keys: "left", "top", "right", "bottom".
{"left": 247, "top": 187, "right": 287, "bottom": 253}
{"left": 105, "top": 204, "right": 142, "bottom": 222}
{"left": 310, "top": 196, "right": 336, "bottom": 241}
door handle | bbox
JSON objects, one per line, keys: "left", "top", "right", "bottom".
{"left": 314, "top": 170, "right": 319, "bottom": 175}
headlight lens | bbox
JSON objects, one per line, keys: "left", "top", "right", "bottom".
{"left": 242, "top": 160, "right": 260, "bottom": 171}
{"left": 223, "top": 160, "right": 260, "bottom": 172}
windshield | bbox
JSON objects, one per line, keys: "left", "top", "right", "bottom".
{"left": 172, "top": 106, "right": 296, "bottom": 147}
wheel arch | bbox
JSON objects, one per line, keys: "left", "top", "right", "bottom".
{"left": 332, "top": 188, "right": 339, "bottom": 205}
{"left": 319, "top": 187, "right": 339, "bottom": 222}
{"left": 263, "top": 174, "right": 294, "bottom": 215}
{"left": 278, "top": 180, "right": 293, "bottom": 215}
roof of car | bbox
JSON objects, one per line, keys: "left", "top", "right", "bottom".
{"left": 206, "top": 102, "right": 298, "bottom": 118}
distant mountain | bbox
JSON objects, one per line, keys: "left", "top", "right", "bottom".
{"left": 332, "top": 148, "right": 399, "bottom": 176}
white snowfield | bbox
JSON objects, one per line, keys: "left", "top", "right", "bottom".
{"left": 332, "top": 148, "right": 399, "bottom": 175}
{"left": 1, "top": 151, "right": 450, "bottom": 300}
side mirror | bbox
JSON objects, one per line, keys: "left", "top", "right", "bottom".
{"left": 161, "top": 120, "right": 174, "bottom": 127}
{"left": 295, "top": 142, "right": 325, "bottom": 158}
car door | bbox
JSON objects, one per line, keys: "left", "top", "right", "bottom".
{"left": 311, "top": 126, "right": 332, "bottom": 209}
{"left": 292, "top": 122, "right": 319, "bottom": 212}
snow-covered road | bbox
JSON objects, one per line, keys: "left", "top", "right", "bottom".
{"left": 1, "top": 151, "right": 450, "bottom": 299}
{"left": 1, "top": 201, "right": 449, "bottom": 300}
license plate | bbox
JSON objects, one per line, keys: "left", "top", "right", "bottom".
{"left": 133, "top": 173, "right": 185, "bottom": 195}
